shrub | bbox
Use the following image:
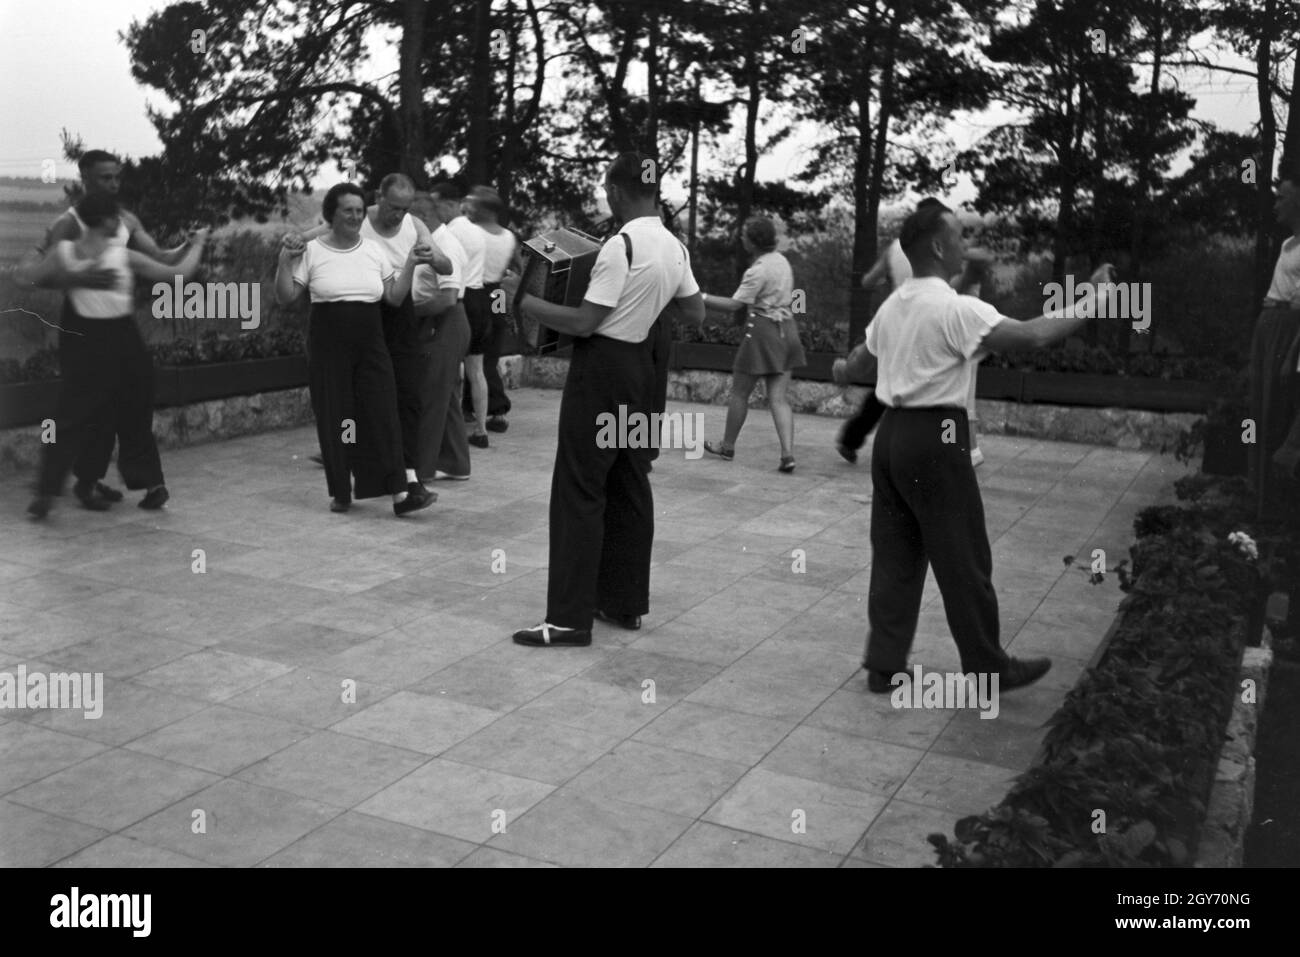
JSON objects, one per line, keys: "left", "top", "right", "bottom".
{"left": 929, "top": 475, "right": 1271, "bottom": 867}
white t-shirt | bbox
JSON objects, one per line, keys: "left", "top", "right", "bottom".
{"left": 291, "top": 237, "right": 394, "bottom": 304}
{"left": 584, "top": 216, "right": 700, "bottom": 344}
{"left": 733, "top": 251, "right": 794, "bottom": 323}
{"left": 60, "top": 242, "right": 132, "bottom": 318}
{"left": 413, "top": 223, "right": 466, "bottom": 305}
{"left": 866, "top": 277, "right": 1004, "bottom": 408}
{"left": 360, "top": 212, "right": 417, "bottom": 273}
{"left": 1266, "top": 236, "right": 1300, "bottom": 304}
{"left": 480, "top": 226, "right": 517, "bottom": 284}
{"left": 447, "top": 216, "right": 485, "bottom": 289}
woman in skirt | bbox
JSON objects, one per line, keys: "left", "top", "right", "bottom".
{"left": 275, "top": 182, "right": 436, "bottom": 516}
{"left": 703, "top": 216, "right": 806, "bottom": 472}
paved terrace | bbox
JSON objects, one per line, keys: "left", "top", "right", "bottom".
{"left": 0, "top": 388, "right": 1186, "bottom": 867}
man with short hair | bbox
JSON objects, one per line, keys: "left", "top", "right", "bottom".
{"left": 837, "top": 197, "right": 990, "bottom": 466}
{"left": 464, "top": 185, "right": 518, "bottom": 434}
{"left": 302, "top": 173, "right": 452, "bottom": 499}
{"left": 502, "top": 152, "right": 706, "bottom": 647}
{"left": 16, "top": 150, "right": 184, "bottom": 510}
{"left": 862, "top": 199, "right": 1111, "bottom": 694}
{"left": 410, "top": 190, "right": 473, "bottom": 482}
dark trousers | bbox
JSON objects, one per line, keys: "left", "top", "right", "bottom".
{"left": 381, "top": 295, "right": 425, "bottom": 472}
{"left": 647, "top": 313, "right": 672, "bottom": 460}
{"left": 864, "top": 406, "right": 1008, "bottom": 676}
{"left": 307, "top": 302, "right": 405, "bottom": 501}
{"left": 841, "top": 390, "right": 889, "bottom": 452}
{"left": 38, "top": 310, "right": 163, "bottom": 497}
{"left": 417, "top": 303, "right": 472, "bottom": 479}
{"left": 463, "top": 284, "right": 511, "bottom": 416}
{"left": 1247, "top": 305, "right": 1300, "bottom": 521}
{"left": 547, "top": 334, "right": 655, "bottom": 630}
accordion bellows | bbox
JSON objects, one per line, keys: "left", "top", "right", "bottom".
{"left": 515, "top": 226, "right": 603, "bottom": 354}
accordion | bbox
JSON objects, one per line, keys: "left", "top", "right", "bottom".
{"left": 514, "top": 226, "right": 603, "bottom": 354}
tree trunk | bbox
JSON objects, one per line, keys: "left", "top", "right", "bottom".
{"left": 1125, "top": 0, "right": 1165, "bottom": 358}
{"left": 736, "top": 39, "right": 761, "bottom": 280}
{"left": 397, "top": 0, "right": 427, "bottom": 184}
{"left": 1283, "top": 45, "right": 1300, "bottom": 170}
{"left": 1255, "top": 0, "right": 1278, "bottom": 307}
{"left": 500, "top": 0, "right": 518, "bottom": 205}
{"left": 466, "top": 0, "right": 493, "bottom": 184}
{"left": 646, "top": 13, "right": 659, "bottom": 157}
{"left": 851, "top": 8, "right": 900, "bottom": 350}
{"left": 847, "top": 10, "right": 879, "bottom": 351}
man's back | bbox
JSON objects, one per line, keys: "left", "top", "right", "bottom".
{"left": 584, "top": 216, "right": 698, "bottom": 343}
{"left": 868, "top": 277, "right": 1001, "bottom": 408}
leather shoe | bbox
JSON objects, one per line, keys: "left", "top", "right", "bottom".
{"left": 138, "top": 486, "right": 169, "bottom": 510}
{"left": 594, "top": 608, "right": 641, "bottom": 630}
{"left": 487, "top": 416, "right": 509, "bottom": 433}
{"left": 1001, "top": 656, "right": 1051, "bottom": 691}
{"left": 512, "top": 623, "right": 592, "bottom": 647}
{"left": 73, "top": 481, "right": 112, "bottom": 511}
{"left": 865, "top": 666, "right": 904, "bottom": 693}
{"left": 93, "top": 482, "right": 124, "bottom": 502}
{"left": 393, "top": 489, "right": 434, "bottom": 517}
{"left": 408, "top": 481, "right": 437, "bottom": 503}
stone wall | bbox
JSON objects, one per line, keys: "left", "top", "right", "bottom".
{"left": 0, "top": 354, "right": 1192, "bottom": 476}
{"left": 519, "top": 355, "right": 1197, "bottom": 452}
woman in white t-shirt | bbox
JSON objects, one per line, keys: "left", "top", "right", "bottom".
{"left": 275, "top": 182, "right": 436, "bottom": 517}
{"left": 24, "top": 193, "right": 208, "bottom": 519}
{"left": 702, "top": 216, "right": 806, "bottom": 472}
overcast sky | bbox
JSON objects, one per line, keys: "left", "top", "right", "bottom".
{"left": 0, "top": 0, "right": 1265, "bottom": 199}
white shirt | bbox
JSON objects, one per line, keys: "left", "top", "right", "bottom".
{"left": 413, "top": 223, "right": 466, "bottom": 305}
{"left": 480, "top": 226, "right": 517, "bottom": 284}
{"left": 60, "top": 242, "right": 132, "bottom": 318}
{"left": 447, "top": 216, "right": 485, "bottom": 289}
{"left": 733, "top": 251, "right": 794, "bottom": 323}
{"left": 866, "top": 277, "right": 1004, "bottom": 408}
{"left": 360, "top": 212, "right": 418, "bottom": 273}
{"left": 291, "top": 237, "right": 394, "bottom": 304}
{"left": 1266, "top": 236, "right": 1300, "bottom": 304}
{"left": 584, "top": 216, "right": 700, "bottom": 343}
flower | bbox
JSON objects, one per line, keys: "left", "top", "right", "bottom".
{"left": 1228, "top": 531, "right": 1258, "bottom": 561}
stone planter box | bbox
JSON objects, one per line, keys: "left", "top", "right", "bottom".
{"left": 669, "top": 341, "right": 1217, "bottom": 413}
{"left": 0, "top": 380, "right": 60, "bottom": 430}
{"left": 155, "top": 356, "right": 309, "bottom": 408}
{"left": 0, "top": 356, "right": 310, "bottom": 428}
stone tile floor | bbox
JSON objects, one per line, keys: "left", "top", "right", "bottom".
{"left": 0, "top": 388, "right": 1189, "bottom": 867}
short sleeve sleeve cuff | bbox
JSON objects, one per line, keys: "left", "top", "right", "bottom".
{"left": 582, "top": 240, "right": 626, "bottom": 307}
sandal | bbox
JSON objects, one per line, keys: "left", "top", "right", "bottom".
{"left": 704, "top": 441, "right": 734, "bottom": 460}
{"left": 778, "top": 456, "right": 796, "bottom": 473}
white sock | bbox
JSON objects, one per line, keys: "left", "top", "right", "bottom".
{"left": 405, "top": 469, "right": 417, "bottom": 483}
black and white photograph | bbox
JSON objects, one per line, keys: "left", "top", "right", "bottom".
{"left": 0, "top": 0, "right": 1296, "bottom": 911}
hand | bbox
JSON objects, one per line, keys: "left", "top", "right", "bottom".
{"left": 832, "top": 358, "right": 849, "bottom": 386}
{"left": 1089, "top": 262, "right": 1115, "bottom": 285}
{"left": 499, "top": 270, "right": 522, "bottom": 303}
{"left": 279, "top": 233, "right": 306, "bottom": 260}
{"left": 409, "top": 241, "right": 435, "bottom": 265}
